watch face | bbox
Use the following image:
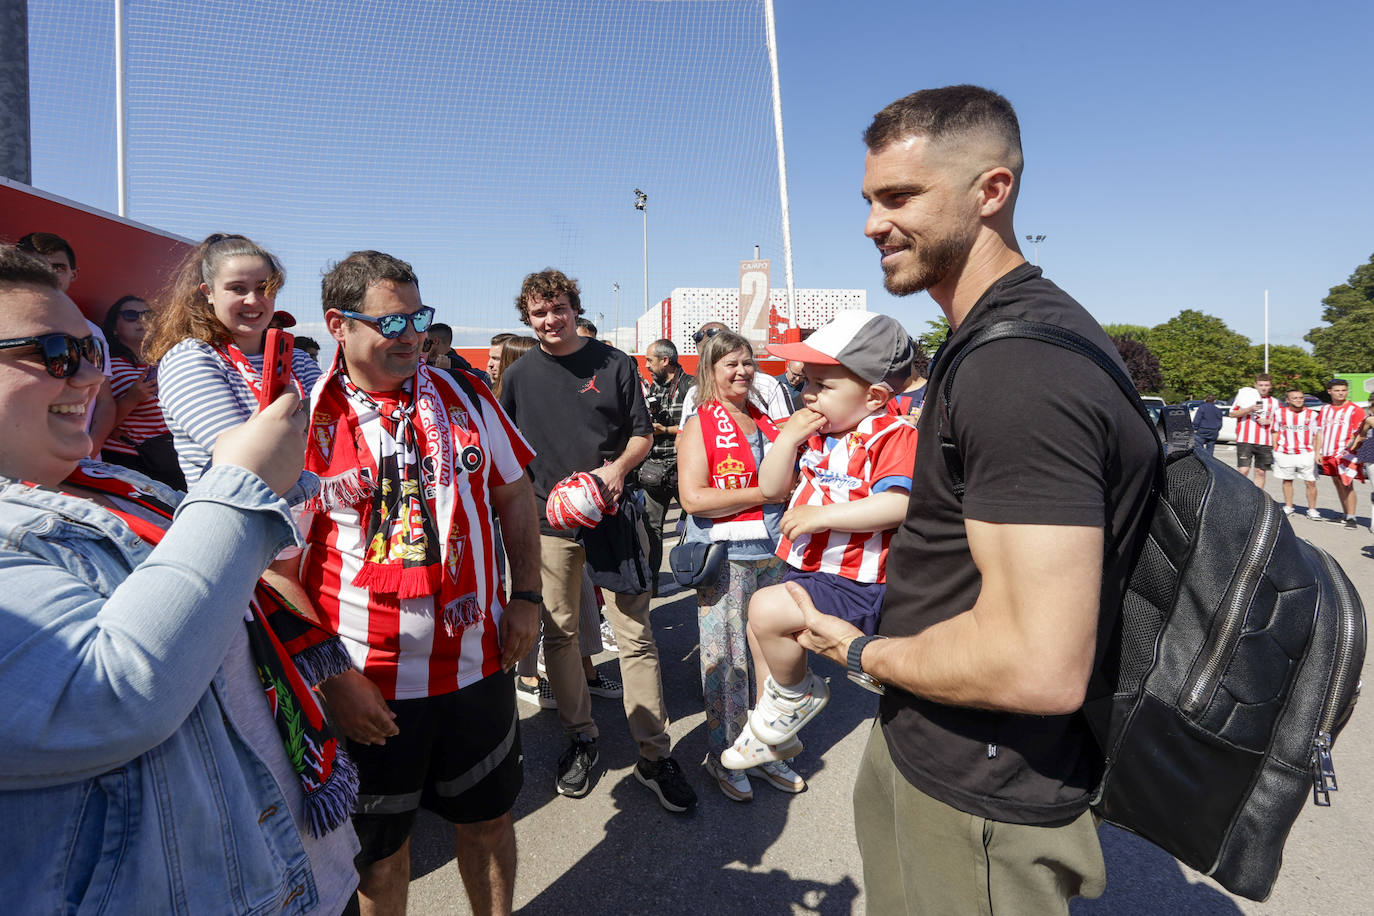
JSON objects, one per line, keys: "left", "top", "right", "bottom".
{"left": 847, "top": 671, "right": 886, "bottom": 695}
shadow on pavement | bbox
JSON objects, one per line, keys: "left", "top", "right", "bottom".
{"left": 1073, "top": 825, "right": 1241, "bottom": 915}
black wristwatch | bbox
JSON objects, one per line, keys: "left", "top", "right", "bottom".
{"left": 509, "top": 591, "right": 543, "bottom": 605}
{"left": 846, "top": 635, "right": 887, "bottom": 695}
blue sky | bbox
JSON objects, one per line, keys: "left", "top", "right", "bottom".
{"left": 25, "top": 0, "right": 1374, "bottom": 353}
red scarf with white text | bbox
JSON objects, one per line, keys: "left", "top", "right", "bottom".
{"left": 697, "top": 399, "right": 779, "bottom": 542}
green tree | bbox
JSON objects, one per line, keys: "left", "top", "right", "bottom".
{"left": 1306, "top": 253, "right": 1374, "bottom": 371}
{"left": 1150, "top": 310, "right": 1253, "bottom": 400}
{"left": 1102, "top": 323, "right": 1153, "bottom": 345}
{"left": 1256, "top": 345, "right": 1327, "bottom": 395}
{"left": 919, "top": 316, "right": 950, "bottom": 351}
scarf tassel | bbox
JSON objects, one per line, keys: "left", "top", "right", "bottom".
{"left": 303, "top": 749, "right": 360, "bottom": 839}
{"left": 352, "top": 560, "right": 442, "bottom": 600}
{"left": 290, "top": 637, "right": 353, "bottom": 687}
{"left": 307, "top": 469, "right": 373, "bottom": 513}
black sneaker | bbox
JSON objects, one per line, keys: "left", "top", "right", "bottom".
{"left": 556, "top": 736, "right": 598, "bottom": 798}
{"left": 634, "top": 756, "right": 697, "bottom": 813}
{"left": 516, "top": 676, "right": 557, "bottom": 709}
{"left": 1345, "top": 517, "right": 1359, "bottom": 530}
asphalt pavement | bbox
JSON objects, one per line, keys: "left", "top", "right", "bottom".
{"left": 408, "top": 443, "right": 1374, "bottom": 915}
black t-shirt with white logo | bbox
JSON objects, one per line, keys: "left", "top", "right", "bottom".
{"left": 498, "top": 338, "right": 652, "bottom": 537}
{"left": 879, "top": 263, "right": 1157, "bottom": 826}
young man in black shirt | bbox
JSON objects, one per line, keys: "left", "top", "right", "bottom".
{"left": 498, "top": 269, "right": 696, "bottom": 813}
{"left": 795, "top": 86, "right": 1156, "bottom": 913}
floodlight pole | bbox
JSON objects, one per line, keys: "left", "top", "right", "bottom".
{"left": 1024, "top": 234, "right": 1046, "bottom": 266}
{"left": 635, "top": 189, "right": 649, "bottom": 327}
{"left": 1264, "top": 289, "right": 1269, "bottom": 373}
{"left": 764, "top": 0, "right": 796, "bottom": 332}
{"left": 613, "top": 281, "right": 621, "bottom": 348}
{"left": 115, "top": 0, "right": 129, "bottom": 216}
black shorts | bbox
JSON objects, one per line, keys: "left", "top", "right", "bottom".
{"left": 348, "top": 670, "right": 523, "bottom": 865}
{"left": 781, "top": 568, "right": 884, "bottom": 636}
{"left": 1236, "top": 442, "right": 1274, "bottom": 470}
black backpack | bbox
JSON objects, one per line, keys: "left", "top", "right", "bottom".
{"left": 936, "top": 319, "right": 1366, "bottom": 902}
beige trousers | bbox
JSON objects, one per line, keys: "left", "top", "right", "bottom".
{"left": 539, "top": 534, "right": 671, "bottom": 760}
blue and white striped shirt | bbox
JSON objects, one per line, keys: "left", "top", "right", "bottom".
{"left": 158, "top": 338, "right": 322, "bottom": 486}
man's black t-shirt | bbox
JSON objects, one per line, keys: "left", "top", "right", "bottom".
{"left": 498, "top": 338, "right": 652, "bottom": 537}
{"left": 879, "top": 263, "right": 1157, "bottom": 826}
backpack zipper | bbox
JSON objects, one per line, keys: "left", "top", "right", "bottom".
{"left": 1181, "top": 497, "right": 1280, "bottom": 716}
{"left": 1309, "top": 547, "right": 1364, "bottom": 806}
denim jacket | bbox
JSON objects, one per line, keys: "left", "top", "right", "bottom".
{"left": 0, "top": 462, "right": 324, "bottom": 914}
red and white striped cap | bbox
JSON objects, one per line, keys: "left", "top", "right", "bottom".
{"left": 545, "top": 472, "right": 611, "bottom": 530}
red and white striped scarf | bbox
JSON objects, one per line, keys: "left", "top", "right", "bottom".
{"left": 697, "top": 398, "right": 779, "bottom": 542}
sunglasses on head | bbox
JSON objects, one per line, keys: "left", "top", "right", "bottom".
{"left": 693, "top": 327, "right": 722, "bottom": 345}
{"left": 339, "top": 306, "right": 435, "bottom": 339}
{"left": 0, "top": 332, "right": 105, "bottom": 378}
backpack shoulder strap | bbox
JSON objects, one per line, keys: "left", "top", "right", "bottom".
{"left": 936, "top": 319, "right": 1162, "bottom": 500}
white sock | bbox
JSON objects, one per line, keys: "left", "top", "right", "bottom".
{"left": 773, "top": 673, "right": 810, "bottom": 699}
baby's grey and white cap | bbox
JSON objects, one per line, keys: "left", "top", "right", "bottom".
{"left": 767, "top": 311, "right": 914, "bottom": 390}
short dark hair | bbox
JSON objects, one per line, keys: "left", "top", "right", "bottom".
{"left": 1328, "top": 378, "right": 1350, "bottom": 389}
{"left": 321, "top": 250, "right": 419, "bottom": 316}
{"left": 427, "top": 322, "right": 454, "bottom": 347}
{"left": 0, "top": 244, "right": 62, "bottom": 289}
{"left": 576, "top": 316, "right": 598, "bottom": 335}
{"left": 16, "top": 231, "right": 77, "bottom": 269}
{"left": 1287, "top": 387, "right": 1305, "bottom": 396}
{"left": 515, "top": 268, "right": 582, "bottom": 325}
{"left": 491, "top": 332, "right": 516, "bottom": 346}
{"left": 863, "top": 85, "right": 1022, "bottom": 179}
{"left": 294, "top": 335, "right": 321, "bottom": 353}
{"left": 648, "top": 339, "right": 678, "bottom": 363}
{"left": 1255, "top": 373, "right": 1273, "bottom": 383}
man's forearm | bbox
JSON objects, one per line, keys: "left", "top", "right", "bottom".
{"left": 492, "top": 477, "right": 542, "bottom": 592}
{"left": 613, "top": 434, "right": 653, "bottom": 473}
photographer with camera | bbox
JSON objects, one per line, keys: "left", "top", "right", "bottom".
{"left": 641, "top": 339, "right": 693, "bottom": 596}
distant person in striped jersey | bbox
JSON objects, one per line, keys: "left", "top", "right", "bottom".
{"left": 98, "top": 294, "right": 186, "bottom": 490}
{"left": 719, "top": 311, "right": 917, "bottom": 773}
{"left": 1272, "top": 387, "right": 1322, "bottom": 518}
{"left": 146, "top": 233, "right": 322, "bottom": 488}
{"left": 1228, "top": 372, "right": 1280, "bottom": 488}
{"left": 1317, "top": 377, "right": 1367, "bottom": 528}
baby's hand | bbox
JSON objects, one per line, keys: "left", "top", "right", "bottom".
{"left": 780, "top": 504, "right": 826, "bottom": 540}
{"left": 781, "top": 407, "right": 828, "bottom": 443}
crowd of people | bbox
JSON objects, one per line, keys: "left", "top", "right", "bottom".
{"left": 0, "top": 84, "right": 1363, "bottom": 916}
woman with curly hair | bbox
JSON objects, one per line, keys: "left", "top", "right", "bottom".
{"left": 147, "top": 233, "right": 321, "bottom": 487}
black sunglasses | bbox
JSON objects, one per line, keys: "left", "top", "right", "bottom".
{"left": 339, "top": 306, "right": 435, "bottom": 339}
{"left": 118, "top": 308, "right": 150, "bottom": 322}
{"left": 0, "top": 332, "right": 105, "bottom": 378}
{"left": 693, "top": 327, "right": 722, "bottom": 345}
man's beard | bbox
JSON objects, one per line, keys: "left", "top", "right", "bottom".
{"left": 881, "top": 229, "right": 972, "bottom": 297}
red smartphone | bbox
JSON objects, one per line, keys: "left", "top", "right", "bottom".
{"left": 258, "top": 328, "right": 295, "bottom": 409}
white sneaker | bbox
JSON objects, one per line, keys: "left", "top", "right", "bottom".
{"left": 1306, "top": 508, "right": 1322, "bottom": 520}
{"left": 748, "top": 672, "right": 829, "bottom": 747}
{"left": 1282, "top": 505, "right": 1295, "bottom": 516}
{"left": 750, "top": 758, "right": 806, "bottom": 794}
{"left": 720, "top": 720, "right": 803, "bottom": 770}
{"left": 704, "top": 756, "right": 752, "bottom": 802}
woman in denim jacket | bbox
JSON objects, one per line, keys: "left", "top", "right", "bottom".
{"left": 0, "top": 248, "right": 358, "bottom": 914}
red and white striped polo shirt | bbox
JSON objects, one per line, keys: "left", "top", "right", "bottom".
{"left": 1318, "top": 401, "right": 1365, "bottom": 460}
{"left": 299, "top": 367, "right": 534, "bottom": 700}
{"left": 1232, "top": 394, "right": 1280, "bottom": 446}
{"left": 1273, "top": 406, "right": 1319, "bottom": 455}
{"left": 103, "top": 357, "right": 170, "bottom": 456}
{"left": 777, "top": 413, "right": 917, "bottom": 583}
